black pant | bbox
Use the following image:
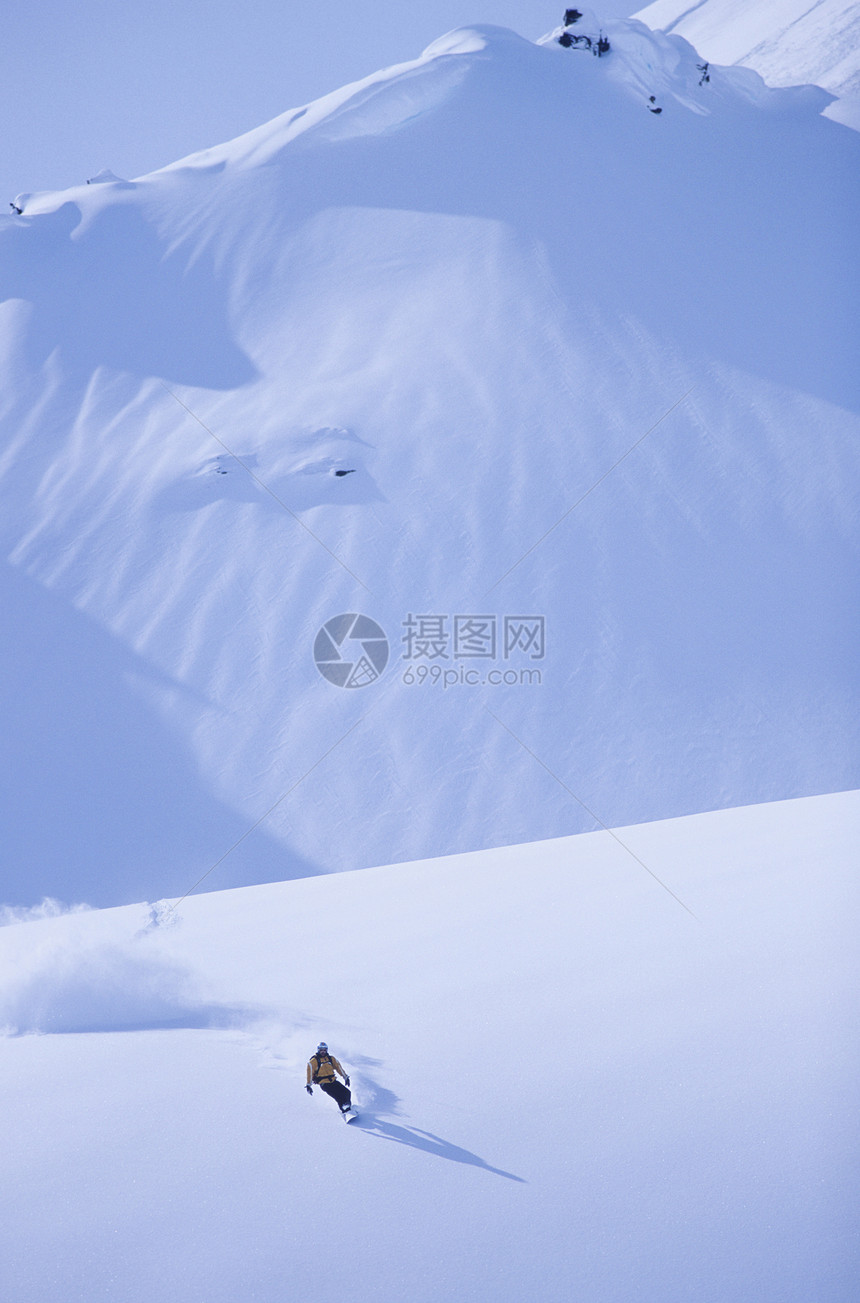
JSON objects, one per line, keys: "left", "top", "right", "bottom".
{"left": 319, "top": 1079, "right": 351, "bottom": 1110}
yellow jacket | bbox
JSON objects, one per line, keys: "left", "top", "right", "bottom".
{"left": 307, "top": 1053, "right": 347, "bottom": 1086}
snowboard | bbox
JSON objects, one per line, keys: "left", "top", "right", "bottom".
{"left": 342, "top": 1109, "right": 359, "bottom": 1123}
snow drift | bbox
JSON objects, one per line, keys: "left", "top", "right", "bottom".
{"left": 1, "top": 17, "right": 858, "bottom": 905}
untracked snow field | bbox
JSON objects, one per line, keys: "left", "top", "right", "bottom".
{"left": 1, "top": 790, "right": 857, "bottom": 1302}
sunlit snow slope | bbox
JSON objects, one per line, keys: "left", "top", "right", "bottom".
{"left": 635, "top": 0, "right": 860, "bottom": 97}
{"left": 1, "top": 791, "right": 857, "bottom": 1302}
{"left": 1, "top": 19, "right": 858, "bottom": 905}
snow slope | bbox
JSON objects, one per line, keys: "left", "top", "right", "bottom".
{"left": 634, "top": 0, "right": 860, "bottom": 96}
{"left": 1, "top": 790, "right": 857, "bottom": 1302}
{"left": 1, "top": 20, "right": 858, "bottom": 906}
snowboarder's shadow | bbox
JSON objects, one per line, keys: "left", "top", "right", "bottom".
{"left": 352, "top": 1065, "right": 525, "bottom": 1183}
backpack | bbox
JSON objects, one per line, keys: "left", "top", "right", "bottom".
{"left": 311, "top": 1053, "right": 333, "bottom": 1083}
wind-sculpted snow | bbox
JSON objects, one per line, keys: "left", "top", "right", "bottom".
{"left": 1, "top": 20, "right": 858, "bottom": 905}
{"left": 0, "top": 199, "right": 255, "bottom": 386}
{"left": 0, "top": 563, "right": 306, "bottom": 904}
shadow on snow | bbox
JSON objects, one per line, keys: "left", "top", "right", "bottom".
{"left": 350, "top": 1061, "right": 525, "bottom": 1183}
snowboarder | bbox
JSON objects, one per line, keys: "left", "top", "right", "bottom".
{"left": 306, "top": 1042, "right": 353, "bottom": 1116}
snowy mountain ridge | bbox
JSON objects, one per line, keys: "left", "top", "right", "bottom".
{"left": 12, "top": 13, "right": 839, "bottom": 212}
{"left": 1, "top": 16, "right": 858, "bottom": 907}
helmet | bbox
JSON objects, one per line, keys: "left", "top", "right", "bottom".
{"left": 317, "top": 1042, "right": 328, "bottom": 1052}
